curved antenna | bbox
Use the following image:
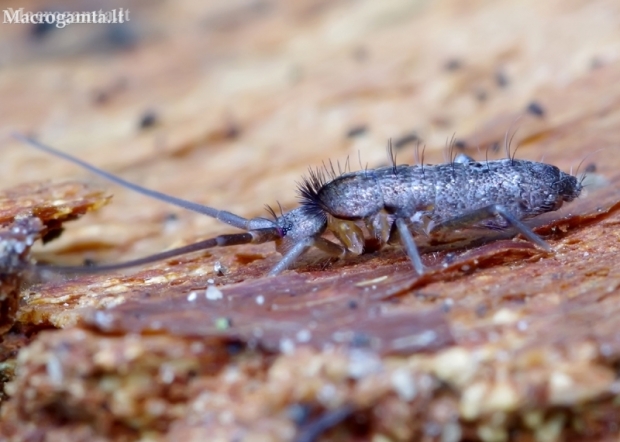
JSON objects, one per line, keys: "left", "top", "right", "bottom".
{"left": 12, "top": 133, "right": 250, "bottom": 230}
{"left": 36, "top": 228, "right": 280, "bottom": 274}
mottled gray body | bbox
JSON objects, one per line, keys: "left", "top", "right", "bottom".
{"left": 16, "top": 135, "right": 583, "bottom": 277}
{"left": 313, "top": 158, "right": 580, "bottom": 230}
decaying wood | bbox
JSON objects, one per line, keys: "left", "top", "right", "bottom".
{"left": 2, "top": 0, "right": 620, "bottom": 440}
{"left": 0, "top": 181, "right": 109, "bottom": 404}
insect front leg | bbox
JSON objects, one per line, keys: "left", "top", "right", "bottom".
{"left": 270, "top": 236, "right": 347, "bottom": 276}
{"left": 429, "top": 204, "right": 552, "bottom": 252}
{"left": 327, "top": 216, "right": 365, "bottom": 255}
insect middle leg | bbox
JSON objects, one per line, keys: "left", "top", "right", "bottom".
{"left": 429, "top": 204, "right": 552, "bottom": 252}
{"left": 395, "top": 218, "right": 425, "bottom": 276}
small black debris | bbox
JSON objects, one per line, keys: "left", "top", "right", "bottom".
{"left": 225, "top": 340, "right": 244, "bottom": 356}
{"left": 30, "top": 21, "right": 56, "bottom": 40}
{"left": 453, "top": 140, "right": 467, "bottom": 150}
{"left": 353, "top": 46, "right": 369, "bottom": 62}
{"left": 225, "top": 119, "right": 241, "bottom": 139}
{"left": 475, "top": 303, "right": 488, "bottom": 317}
{"left": 585, "top": 163, "right": 597, "bottom": 173}
{"left": 349, "top": 331, "right": 371, "bottom": 348}
{"left": 526, "top": 101, "right": 545, "bottom": 118}
{"left": 474, "top": 89, "right": 488, "bottom": 102}
{"left": 495, "top": 69, "right": 509, "bottom": 88}
{"left": 138, "top": 110, "right": 158, "bottom": 129}
{"left": 164, "top": 213, "right": 179, "bottom": 222}
{"left": 590, "top": 57, "right": 604, "bottom": 70}
{"left": 393, "top": 132, "right": 420, "bottom": 150}
{"left": 444, "top": 58, "right": 463, "bottom": 71}
{"left": 346, "top": 125, "right": 368, "bottom": 138}
{"left": 105, "top": 23, "right": 137, "bottom": 50}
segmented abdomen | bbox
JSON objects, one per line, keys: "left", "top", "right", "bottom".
{"left": 302, "top": 159, "right": 569, "bottom": 225}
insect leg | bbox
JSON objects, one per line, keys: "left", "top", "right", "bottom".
{"left": 365, "top": 212, "right": 391, "bottom": 245}
{"left": 327, "top": 217, "right": 364, "bottom": 255}
{"left": 268, "top": 237, "right": 347, "bottom": 277}
{"left": 395, "top": 218, "right": 425, "bottom": 275}
{"left": 38, "top": 228, "right": 281, "bottom": 274}
{"left": 431, "top": 204, "right": 552, "bottom": 252}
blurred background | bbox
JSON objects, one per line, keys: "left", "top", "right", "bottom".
{"left": 1, "top": 0, "right": 619, "bottom": 263}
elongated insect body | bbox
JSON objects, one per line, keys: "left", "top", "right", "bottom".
{"left": 300, "top": 155, "right": 581, "bottom": 273}
{"left": 13, "top": 134, "right": 582, "bottom": 277}
{"left": 302, "top": 157, "right": 580, "bottom": 235}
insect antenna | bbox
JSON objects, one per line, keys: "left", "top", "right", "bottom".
{"left": 13, "top": 134, "right": 251, "bottom": 230}
{"left": 36, "top": 229, "right": 281, "bottom": 275}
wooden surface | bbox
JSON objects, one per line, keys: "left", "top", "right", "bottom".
{"left": 2, "top": 0, "right": 620, "bottom": 440}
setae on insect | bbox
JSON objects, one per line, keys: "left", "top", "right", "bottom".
{"left": 13, "top": 134, "right": 582, "bottom": 277}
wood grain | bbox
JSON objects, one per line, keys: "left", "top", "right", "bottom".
{"left": 2, "top": 0, "right": 620, "bottom": 440}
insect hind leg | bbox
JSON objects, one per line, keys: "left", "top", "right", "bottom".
{"left": 430, "top": 204, "right": 552, "bottom": 252}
